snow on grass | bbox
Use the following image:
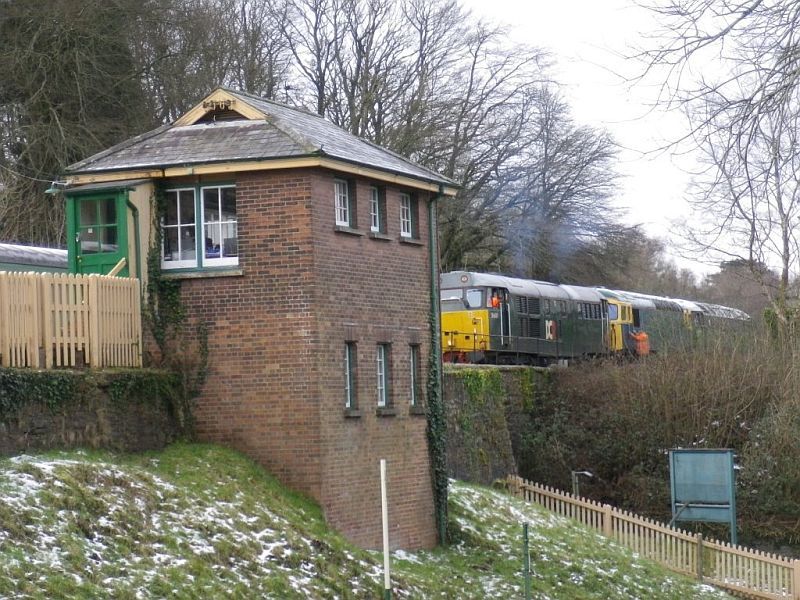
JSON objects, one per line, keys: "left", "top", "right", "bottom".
{"left": 393, "top": 481, "right": 734, "bottom": 600}
{"left": 0, "top": 446, "right": 736, "bottom": 599}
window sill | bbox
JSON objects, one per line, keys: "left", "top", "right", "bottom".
{"left": 344, "top": 408, "right": 361, "bottom": 418}
{"left": 398, "top": 236, "right": 423, "bottom": 246}
{"left": 162, "top": 268, "right": 244, "bottom": 280}
{"left": 368, "top": 231, "right": 392, "bottom": 242}
{"left": 334, "top": 225, "right": 365, "bottom": 236}
{"left": 409, "top": 405, "right": 426, "bottom": 416}
{"left": 376, "top": 407, "right": 396, "bottom": 417}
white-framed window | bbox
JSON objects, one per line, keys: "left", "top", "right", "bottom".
{"left": 410, "top": 344, "right": 421, "bottom": 407}
{"left": 369, "top": 186, "right": 384, "bottom": 233}
{"left": 162, "top": 185, "right": 238, "bottom": 270}
{"left": 376, "top": 344, "right": 390, "bottom": 407}
{"left": 202, "top": 185, "right": 238, "bottom": 267}
{"left": 400, "top": 193, "right": 412, "bottom": 238}
{"left": 162, "top": 188, "right": 198, "bottom": 268}
{"left": 345, "top": 342, "right": 357, "bottom": 409}
{"left": 335, "top": 179, "right": 350, "bottom": 226}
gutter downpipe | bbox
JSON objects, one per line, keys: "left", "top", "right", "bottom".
{"left": 126, "top": 199, "right": 142, "bottom": 283}
{"left": 428, "top": 184, "right": 447, "bottom": 544}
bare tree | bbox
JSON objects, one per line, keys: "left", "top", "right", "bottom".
{"left": 0, "top": 0, "right": 151, "bottom": 245}
{"left": 434, "top": 25, "right": 550, "bottom": 271}
{"left": 639, "top": 0, "right": 800, "bottom": 328}
{"left": 130, "top": 0, "right": 237, "bottom": 123}
{"left": 280, "top": 0, "right": 343, "bottom": 115}
{"left": 503, "top": 86, "right": 623, "bottom": 281}
{"left": 227, "top": 0, "right": 293, "bottom": 99}
{"left": 700, "top": 259, "right": 775, "bottom": 318}
{"left": 680, "top": 96, "right": 800, "bottom": 326}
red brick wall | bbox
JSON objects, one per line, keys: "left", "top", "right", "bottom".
{"left": 170, "top": 167, "right": 436, "bottom": 550}
{"left": 309, "top": 170, "right": 437, "bottom": 550}
{"left": 178, "top": 170, "right": 322, "bottom": 497}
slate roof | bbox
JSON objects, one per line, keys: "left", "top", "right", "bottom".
{"left": 66, "top": 88, "right": 453, "bottom": 187}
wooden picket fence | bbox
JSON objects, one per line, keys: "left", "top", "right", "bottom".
{"left": 507, "top": 475, "right": 800, "bottom": 599}
{"left": 0, "top": 272, "right": 142, "bottom": 369}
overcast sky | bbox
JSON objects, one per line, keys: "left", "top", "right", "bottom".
{"left": 461, "top": 0, "right": 711, "bottom": 274}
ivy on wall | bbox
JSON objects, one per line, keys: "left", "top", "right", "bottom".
{"left": 146, "top": 188, "right": 186, "bottom": 356}
{"left": 426, "top": 312, "right": 448, "bottom": 545}
{"left": 0, "top": 368, "right": 181, "bottom": 423}
{"left": 142, "top": 188, "right": 209, "bottom": 435}
{"left": 0, "top": 369, "right": 81, "bottom": 417}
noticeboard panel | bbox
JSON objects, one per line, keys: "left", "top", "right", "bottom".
{"left": 669, "top": 449, "right": 735, "bottom": 524}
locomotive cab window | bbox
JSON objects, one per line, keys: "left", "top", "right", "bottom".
{"left": 488, "top": 288, "right": 504, "bottom": 308}
{"left": 440, "top": 289, "right": 462, "bottom": 301}
{"left": 608, "top": 304, "right": 619, "bottom": 320}
{"left": 465, "top": 288, "right": 483, "bottom": 309}
{"left": 440, "top": 289, "right": 464, "bottom": 311}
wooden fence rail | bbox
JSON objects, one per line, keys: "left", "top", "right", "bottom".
{"left": 507, "top": 475, "right": 800, "bottom": 599}
{"left": 0, "top": 272, "right": 141, "bottom": 369}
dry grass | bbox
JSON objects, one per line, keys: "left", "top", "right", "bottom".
{"left": 521, "top": 326, "right": 800, "bottom": 550}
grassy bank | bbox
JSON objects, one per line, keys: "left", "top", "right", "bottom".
{"left": 0, "top": 443, "right": 731, "bottom": 599}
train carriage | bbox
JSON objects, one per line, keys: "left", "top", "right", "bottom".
{"left": 0, "top": 243, "right": 68, "bottom": 273}
{"left": 441, "top": 271, "right": 609, "bottom": 364}
{"left": 441, "top": 271, "right": 750, "bottom": 365}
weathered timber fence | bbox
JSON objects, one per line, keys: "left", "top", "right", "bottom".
{"left": 507, "top": 475, "right": 800, "bottom": 599}
{"left": 0, "top": 272, "right": 142, "bottom": 369}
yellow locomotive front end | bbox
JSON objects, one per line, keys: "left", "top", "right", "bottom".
{"left": 440, "top": 286, "right": 491, "bottom": 362}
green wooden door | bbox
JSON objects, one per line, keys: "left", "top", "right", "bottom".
{"left": 69, "top": 193, "right": 128, "bottom": 275}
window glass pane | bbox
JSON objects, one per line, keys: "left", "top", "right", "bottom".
{"left": 98, "top": 198, "right": 116, "bottom": 225}
{"left": 79, "top": 201, "right": 96, "bottom": 227}
{"left": 165, "top": 192, "right": 179, "bottom": 225}
{"left": 400, "top": 193, "right": 411, "bottom": 237}
{"left": 201, "top": 187, "right": 237, "bottom": 263}
{"left": 440, "top": 289, "right": 462, "bottom": 301}
{"left": 376, "top": 345, "right": 387, "bottom": 407}
{"left": 345, "top": 342, "right": 357, "bottom": 409}
{"left": 221, "top": 187, "right": 236, "bottom": 220}
{"left": 179, "top": 190, "right": 195, "bottom": 225}
{"left": 79, "top": 228, "right": 99, "bottom": 254}
{"left": 221, "top": 223, "right": 238, "bottom": 257}
{"left": 204, "top": 224, "right": 220, "bottom": 258}
{"left": 203, "top": 188, "right": 220, "bottom": 222}
{"left": 410, "top": 345, "right": 420, "bottom": 406}
{"left": 370, "top": 187, "right": 380, "bottom": 232}
{"left": 179, "top": 225, "right": 196, "bottom": 260}
{"left": 465, "top": 289, "right": 483, "bottom": 308}
{"left": 99, "top": 226, "right": 117, "bottom": 253}
{"left": 163, "top": 228, "right": 179, "bottom": 261}
{"left": 608, "top": 304, "right": 618, "bottom": 320}
{"left": 335, "top": 180, "right": 349, "bottom": 225}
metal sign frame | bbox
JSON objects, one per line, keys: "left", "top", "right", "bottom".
{"left": 669, "top": 448, "right": 737, "bottom": 545}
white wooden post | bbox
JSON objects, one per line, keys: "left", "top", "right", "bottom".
{"left": 381, "top": 458, "right": 391, "bottom": 600}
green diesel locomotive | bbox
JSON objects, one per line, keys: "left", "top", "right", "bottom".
{"left": 440, "top": 271, "right": 748, "bottom": 365}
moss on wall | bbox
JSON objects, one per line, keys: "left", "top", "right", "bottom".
{"left": 442, "top": 365, "right": 551, "bottom": 485}
{"left": 0, "top": 367, "right": 185, "bottom": 455}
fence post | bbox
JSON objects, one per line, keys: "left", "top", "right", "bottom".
{"left": 523, "top": 522, "right": 531, "bottom": 600}
{"left": 31, "top": 274, "right": 41, "bottom": 368}
{"left": 793, "top": 559, "right": 800, "bottom": 600}
{"left": 696, "top": 533, "right": 704, "bottom": 581}
{"left": 0, "top": 273, "right": 6, "bottom": 367}
{"left": 603, "top": 504, "right": 613, "bottom": 538}
{"left": 508, "top": 475, "right": 520, "bottom": 498}
{"left": 88, "top": 276, "right": 100, "bottom": 367}
{"left": 40, "top": 274, "right": 52, "bottom": 369}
